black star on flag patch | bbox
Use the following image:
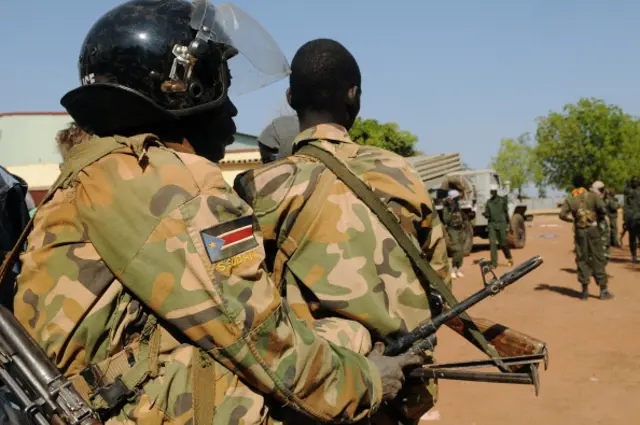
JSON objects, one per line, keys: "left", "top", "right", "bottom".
{"left": 200, "top": 216, "right": 258, "bottom": 263}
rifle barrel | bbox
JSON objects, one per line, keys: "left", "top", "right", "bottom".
{"left": 410, "top": 367, "right": 534, "bottom": 385}
{"left": 384, "top": 256, "right": 543, "bottom": 356}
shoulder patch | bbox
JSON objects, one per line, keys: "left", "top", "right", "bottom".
{"left": 200, "top": 216, "right": 258, "bottom": 263}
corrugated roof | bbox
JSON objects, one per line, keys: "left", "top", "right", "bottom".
{"left": 0, "top": 112, "right": 258, "bottom": 167}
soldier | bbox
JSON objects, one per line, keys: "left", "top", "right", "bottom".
{"left": 234, "top": 38, "right": 451, "bottom": 423}
{"left": 257, "top": 115, "right": 299, "bottom": 163}
{"left": 484, "top": 185, "right": 514, "bottom": 268}
{"left": 559, "top": 175, "right": 614, "bottom": 300}
{"left": 605, "top": 187, "right": 620, "bottom": 248}
{"left": 0, "top": 166, "right": 30, "bottom": 311}
{"left": 624, "top": 176, "right": 640, "bottom": 263}
{"left": 55, "top": 121, "right": 91, "bottom": 159}
{"left": 591, "top": 181, "right": 610, "bottom": 263}
{"left": 443, "top": 189, "right": 465, "bottom": 279}
{"left": 9, "top": 3, "right": 421, "bottom": 424}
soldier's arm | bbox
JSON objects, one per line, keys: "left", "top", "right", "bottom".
{"left": 77, "top": 150, "right": 383, "bottom": 423}
{"left": 559, "top": 198, "right": 574, "bottom": 222}
{"left": 502, "top": 197, "right": 510, "bottom": 223}
{"left": 594, "top": 195, "right": 607, "bottom": 217}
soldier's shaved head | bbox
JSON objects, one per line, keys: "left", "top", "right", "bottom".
{"left": 572, "top": 174, "right": 586, "bottom": 188}
{"left": 288, "top": 38, "right": 361, "bottom": 129}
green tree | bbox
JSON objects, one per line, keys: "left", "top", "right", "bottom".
{"left": 490, "top": 133, "right": 534, "bottom": 198}
{"left": 534, "top": 98, "right": 640, "bottom": 191}
{"left": 349, "top": 117, "right": 419, "bottom": 157}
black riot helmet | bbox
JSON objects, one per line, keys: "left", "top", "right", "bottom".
{"left": 61, "top": 0, "right": 290, "bottom": 140}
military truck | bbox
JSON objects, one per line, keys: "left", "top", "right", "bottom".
{"left": 443, "top": 169, "right": 533, "bottom": 255}
{"left": 406, "top": 155, "right": 532, "bottom": 256}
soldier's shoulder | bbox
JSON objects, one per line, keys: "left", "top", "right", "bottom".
{"left": 72, "top": 138, "right": 210, "bottom": 266}
{"left": 234, "top": 157, "right": 318, "bottom": 215}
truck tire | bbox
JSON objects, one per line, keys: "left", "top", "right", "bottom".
{"left": 509, "top": 214, "right": 526, "bottom": 249}
{"left": 463, "top": 220, "right": 474, "bottom": 256}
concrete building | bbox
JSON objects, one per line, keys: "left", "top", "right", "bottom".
{"left": 0, "top": 112, "right": 262, "bottom": 204}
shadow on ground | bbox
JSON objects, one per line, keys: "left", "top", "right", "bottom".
{"left": 534, "top": 283, "right": 599, "bottom": 300}
{"left": 560, "top": 268, "right": 577, "bottom": 274}
{"left": 471, "top": 243, "right": 491, "bottom": 253}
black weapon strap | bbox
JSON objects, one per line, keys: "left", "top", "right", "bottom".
{"left": 297, "top": 143, "right": 506, "bottom": 370}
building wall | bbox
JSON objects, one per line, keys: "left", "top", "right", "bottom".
{"left": 0, "top": 112, "right": 262, "bottom": 198}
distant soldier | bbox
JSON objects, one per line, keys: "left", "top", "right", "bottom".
{"left": 624, "top": 176, "right": 640, "bottom": 263}
{"left": 591, "top": 181, "right": 609, "bottom": 263}
{"left": 257, "top": 115, "right": 299, "bottom": 163}
{"left": 484, "top": 185, "right": 514, "bottom": 268}
{"left": 443, "top": 189, "right": 465, "bottom": 278}
{"left": 560, "top": 175, "right": 613, "bottom": 300}
{"left": 604, "top": 187, "right": 620, "bottom": 248}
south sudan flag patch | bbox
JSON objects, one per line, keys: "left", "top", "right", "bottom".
{"left": 200, "top": 216, "right": 258, "bottom": 263}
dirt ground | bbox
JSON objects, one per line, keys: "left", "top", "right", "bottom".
{"left": 422, "top": 214, "right": 640, "bottom": 425}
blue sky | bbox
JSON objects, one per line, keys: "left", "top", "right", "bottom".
{"left": 1, "top": 0, "right": 639, "bottom": 170}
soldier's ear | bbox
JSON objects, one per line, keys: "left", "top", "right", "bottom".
{"left": 347, "top": 86, "right": 360, "bottom": 105}
{"left": 286, "top": 88, "right": 292, "bottom": 108}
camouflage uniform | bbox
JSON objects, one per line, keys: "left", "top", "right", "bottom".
{"left": 559, "top": 187, "right": 610, "bottom": 298}
{"left": 484, "top": 196, "right": 513, "bottom": 267}
{"left": 442, "top": 199, "right": 464, "bottom": 272}
{"left": 605, "top": 193, "right": 620, "bottom": 247}
{"left": 235, "top": 124, "right": 451, "bottom": 423}
{"left": 15, "top": 134, "right": 383, "bottom": 425}
{"left": 624, "top": 186, "right": 640, "bottom": 261}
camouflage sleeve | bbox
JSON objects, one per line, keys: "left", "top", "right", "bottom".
{"left": 419, "top": 206, "right": 451, "bottom": 286}
{"left": 559, "top": 198, "right": 574, "bottom": 222}
{"left": 594, "top": 195, "right": 607, "bottom": 217}
{"left": 76, "top": 148, "right": 382, "bottom": 422}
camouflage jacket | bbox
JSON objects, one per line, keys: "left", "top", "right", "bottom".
{"left": 624, "top": 186, "right": 640, "bottom": 222}
{"left": 604, "top": 194, "right": 619, "bottom": 217}
{"left": 234, "top": 124, "right": 451, "bottom": 418}
{"left": 442, "top": 200, "right": 463, "bottom": 230}
{"left": 14, "top": 134, "right": 382, "bottom": 425}
{"left": 559, "top": 187, "right": 606, "bottom": 228}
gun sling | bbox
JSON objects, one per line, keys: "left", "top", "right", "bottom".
{"left": 297, "top": 143, "right": 505, "bottom": 368}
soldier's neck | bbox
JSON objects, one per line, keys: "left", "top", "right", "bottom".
{"left": 298, "top": 110, "right": 349, "bottom": 132}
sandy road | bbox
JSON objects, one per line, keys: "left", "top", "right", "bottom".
{"left": 421, "top": 214, "right": 640, "bottom": 425}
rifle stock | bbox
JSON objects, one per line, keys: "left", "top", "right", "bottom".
{"left": 444, "top": 312, "right": 547, "bottom": 372}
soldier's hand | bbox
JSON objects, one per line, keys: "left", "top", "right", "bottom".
{"left": 366, "top": 342, "right": 425, "bottom": 401}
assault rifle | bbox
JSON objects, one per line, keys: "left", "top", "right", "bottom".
{"left": 0, "top": 305, "right": 101, "bottom": 425}
{"left": 385, "top": 255, "right": 548, "bottom": 395}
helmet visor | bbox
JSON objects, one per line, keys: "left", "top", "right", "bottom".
{"left": 191, "top": 1, "right": 290, "bottom": 96}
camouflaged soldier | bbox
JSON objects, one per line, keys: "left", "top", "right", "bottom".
{"left": 560, "top": 175, "right": 613, "bottom": 300}
{"left": 605, "top": 187, "right": 620, "bottom": 248}
{"left": 234, "top": 38, "right": 450, "bottom": 424}
{"left": 591, "top": 181, "right": 610, "bottom": 263}
{"left": 11, "top": 3, "right": 422, "bottom": 424}
{"left": 484, "top": 185, "right": 514, "bottom": 268}
{"left": 442, "top": 190, "right": 465, "bottom": 279}
{"left": 624, "top": 177, "right": 640, "bottom": 263}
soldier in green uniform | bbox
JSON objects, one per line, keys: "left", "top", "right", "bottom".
{"left": 605, "top": 187, "right": 620, "bottom": 248}
{"left": 8, "top": 3, "right": 418, "bottom": 425}
{"left": 484, "top": 185, "right": 514, "bottom": 268}
{"left": 560, "top": 175, "right": 614, "bottom": 300}
{"left": 624, "top": 176, "right": 640, "bottom": 263}
{"left": 443, "top": 190, "right": 465, "bottom": 278}
{"left": 591, "top": 181, "right": 610, "bottom": 263}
